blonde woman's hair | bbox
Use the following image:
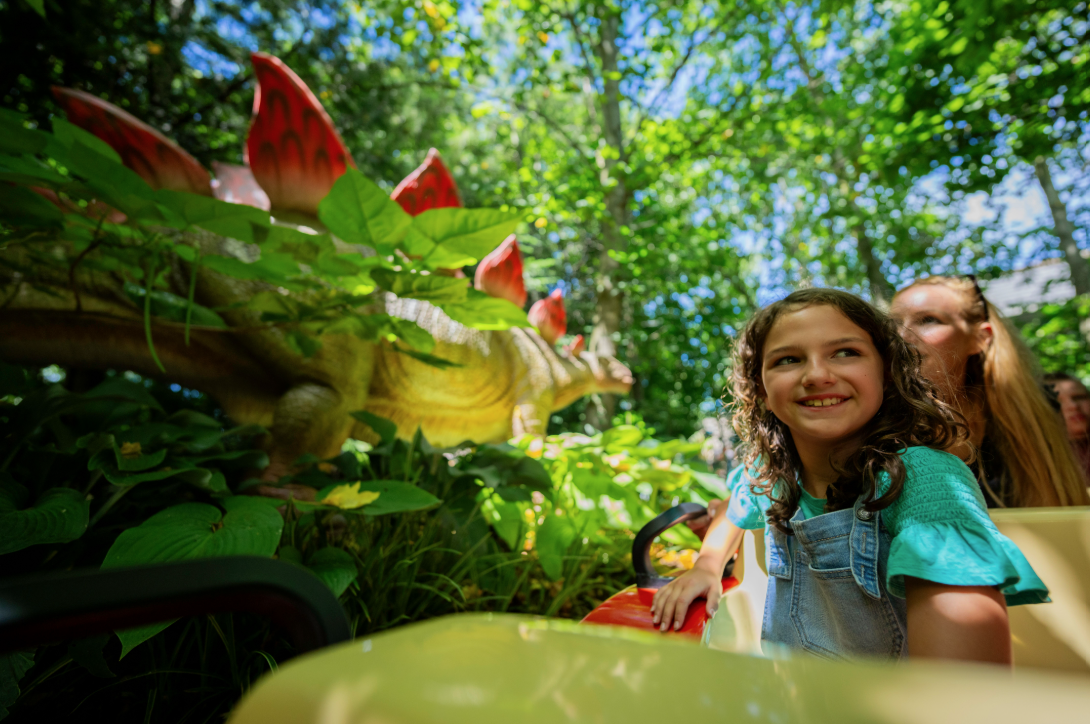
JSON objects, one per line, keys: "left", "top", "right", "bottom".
{"left": 898, "top": 276, "right": 1089, "bottom": 507}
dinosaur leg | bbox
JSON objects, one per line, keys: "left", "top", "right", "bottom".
{"left": 512, "top": 398, "right": 550, "bottom": 437}
{"left": 261, "top": 381, "right": 358, "bottom": 482}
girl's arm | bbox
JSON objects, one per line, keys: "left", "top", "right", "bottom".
{"left": 905, "top": 577, "right": 1011, "bottom": 664}
{"left": 650, "top": 502, "right": 744, "bottom": 632}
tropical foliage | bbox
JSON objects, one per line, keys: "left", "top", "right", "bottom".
{"left": 1, "top": 0, "right": 1088, "bottom": 720}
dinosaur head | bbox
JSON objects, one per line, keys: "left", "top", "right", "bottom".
{"left": 561, "top": 344, "right": 634, "bottom": 396}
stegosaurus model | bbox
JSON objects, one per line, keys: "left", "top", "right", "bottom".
{"left": 0, "top": 52, "right": 632, "bottom": 480}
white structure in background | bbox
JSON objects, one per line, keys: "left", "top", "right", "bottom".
{"left": 983, "top": 257, "right": 1082, "bottom": 320}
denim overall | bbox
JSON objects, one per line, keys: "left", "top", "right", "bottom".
{"left": 763, "top": 499, "right": 908, "bottom": 659}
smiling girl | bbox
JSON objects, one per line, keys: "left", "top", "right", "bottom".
{"left": 652, "top": 289, "right": 1046, "bottom": 663}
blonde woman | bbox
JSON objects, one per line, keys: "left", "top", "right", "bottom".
{"left": 890, "top": 276, "right": 1089, "bottom": 507}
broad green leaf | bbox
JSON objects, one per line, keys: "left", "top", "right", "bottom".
{"left": 0, "top": 154, "right": 70, "bottom": 186}
{"left": 64, "top": 141, "right": 169, "bottom": 223}
{"left": 439, "top": 290, "right": 530, "bottom": 330}
{"left": 23, "top": 0, "right": 44, "bottom": 17}
{"left": 201, "top": 251, "right": 301, "bottom": 284}
{"left": 0, "top": 478, "right": 89, "bottom": 555}
{"left": 103, "top": 496, "right": 283, "bottom": 656}
{"left": 306, "top": 548, "right": 358, "bottom": 597}
{"left": 0, "top": 651, "right": 34, "bottom": 719}
{"left": 156, "top": 189, "right": 270, "bottom": 243}
{"left": 68, "top": 634, "right": 114, "bottom": 679}
{"left": 602, "top": 425, "right": 644, "bottom": 452}
{"left": 402, "top": 208, "right": 522, "bottom": 268}
{"left": 369, "top": 268, "right": 468, "bottom": 304}
{"left": 316, "top": 480, "right": 440, "bottom": 515}
{"left": 390, "top": 318, "right": 436, "bottom": 353}
{"left": 482, "top": 496, "right": 524, "bottom": 549}
{"left": 0, "top": 185, "right": 65, "bottom": 228}
{"left": 263, "top": 225, "right": 335, "bottom": 262}
{"left": 315, "top": 249, "right": 367, "bottom": 277}
{"left": 321, "top": 483, "right": 380, "bottom": 510}
{"left": 536, "top": 513, "right": 576, "bottom": 581}
{"left": 51, "top": 118, "right": 122, "bottom": 164}
{"left": 0, "top": 109, "right": 47, "bottom": 155}
{"left": 111, "top": 439, "right": 168, "bottom": 472}
{"left": 286, "top": 330, "right": 322, "bottom": 358}
{"left": 317, "top": 169, "right": 411, "bottom": 251}
{"left": 349, "top": 410, "right": 398, "bottom": 445}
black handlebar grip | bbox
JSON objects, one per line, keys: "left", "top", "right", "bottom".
{"left": 632, "top": 503, "right": 735, "bottom": 589}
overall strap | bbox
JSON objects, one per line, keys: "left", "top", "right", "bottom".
{"left": 849, "top": 500, "right": 883, "bottom": 599}
{"left": 765, "top": 507, "right": 806, "bottom": 580}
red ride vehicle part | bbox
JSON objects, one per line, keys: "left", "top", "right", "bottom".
{"left": 580, "top": 503, "right": 737, "bottom": 641}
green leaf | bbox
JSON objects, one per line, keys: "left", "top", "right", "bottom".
{"left": 0, "top": 477, "right": 90, "bottom": 555}
{"left": 51, "top": 118, "right": 122, "bottom": 164}
{"left": 0, "top": 108, "right": 47, "bottom": 155}
{"left": 112, "top": 440, "right": 168, "bottom": 472}
{"left": 64, "top": 141, "right": 167, "bottom": 223}
{"left": 0, "top": 154, "right": 70, "bottom": 186}
{"left": 536, "top": 513, "right": 576, "bottom": 581}
{"left": 102, "top": 496, "right": 284, "bottom": 656}
{"left": 439, "top": 289, "right": 530, "bottom": 330}
{"left": 402, "top": 208, "right": 522, "bottom": 268}
{"left": 286, "top": 330, "right": 322, "bottom": 358}
{"left": 389, "top": 318, "right": 436, "bottom": 353}
{"left": 0, "top": 651, "right": 34, "bottom": 719}
{"left": 0, "top": 185, "right": 65, "bottom": 228}
{"left": 370, "top": 268, "right": 468, "bottom": 303}
{"left": 389, "top": 343, "right": 461, "bottom": 369}
{"left": 483, "top": 497, "right": 524, "bottom": 549}
{"left": 155, "top": 189, "right": 270, "bottom": 243}
{"left": 316, "top": 480, "right": 441, "bottom": 515}
{"left": 22, "top": 0, "right": 45, "bottom": 17}
{"left": 263, "top": 226, "right": 335, "bottom": 262}
{"left": 201, "top": 252, "right": 301, "bottom": 284}
{"left": 68, "top": 635, "right": 114, "bottom": 679}
{"left": 317, "top": 169, "right": 411, "bottom": 251}
{"left": 305, "top": 547, "right": 358, "bottom": 597}
{"left": 122, "top": 282, "right": 227, "bottom": 328}
{"left": 349, "top": 410, "right": 398, "bottom": 445}
{"left": 601, "top": 425, "right": 644, "bottom": 452}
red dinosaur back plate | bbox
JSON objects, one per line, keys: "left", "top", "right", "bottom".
{"left": 52, "top": 87, "right": 212, "bottom": 196}
{"left": 211, "top": 161, "right": 272, "bottom": 211}
{"left": 246, "top": 52, "right": 356, "bottom": 216}
{"left": 391, "top": 148, "right": 463, "bottom": 215}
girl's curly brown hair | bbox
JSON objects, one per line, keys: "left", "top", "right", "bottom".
{"left": 730, "top": 288, "right": 966, "bottom": 533}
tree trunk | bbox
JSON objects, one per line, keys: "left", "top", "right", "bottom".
{"left": 1035, "top": 157, "right": 1090, "bottom": 296}
{"left": 853, "top": 220, "right": 891, "bottom": 308}
{"left": 585, "top": 12, "right": 628, "bottom": 431}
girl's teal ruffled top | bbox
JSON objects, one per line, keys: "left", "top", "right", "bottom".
{"left": 724, "top": 446, "right": 1049, "bottom": 606}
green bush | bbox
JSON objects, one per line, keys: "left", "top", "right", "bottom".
{"left": 0, "top": 365, "right": 721, "bottom": 721}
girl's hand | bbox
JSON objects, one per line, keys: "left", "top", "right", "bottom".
{"left": 649, "top": 567, "right": 723, "bottom": 632}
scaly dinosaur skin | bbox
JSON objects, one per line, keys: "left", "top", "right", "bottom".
{"left": 363, "top": 298, "right": 633, "bottom": 446}
{"left": 1, "top": 53, "right": 633, "bottom": 479}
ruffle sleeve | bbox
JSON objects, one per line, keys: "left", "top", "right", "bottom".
{"left": 725, "top": 466, "right": 768, "bottom": 531}
{"left": 882, "top": 446, "right": 1050, "bottom": 606}
{"left": 886, "top": 522, "right": 1050, "bottom": 606}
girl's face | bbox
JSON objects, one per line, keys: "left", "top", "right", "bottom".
{"left": 889, "top": 285, "right": 990, "bottom": 396}
{"left": 761, "top": 305, "right": 885, "bottom": 449}
{"left": 1052, "top": 379, "right": 1090, "bottom": 440}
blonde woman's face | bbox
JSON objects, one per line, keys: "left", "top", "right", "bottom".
{"left": 760, "top": 305, "right": 885, "bottom": 450}
{"left": 890, "top": 285, "right": 987, "bottom": 396}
